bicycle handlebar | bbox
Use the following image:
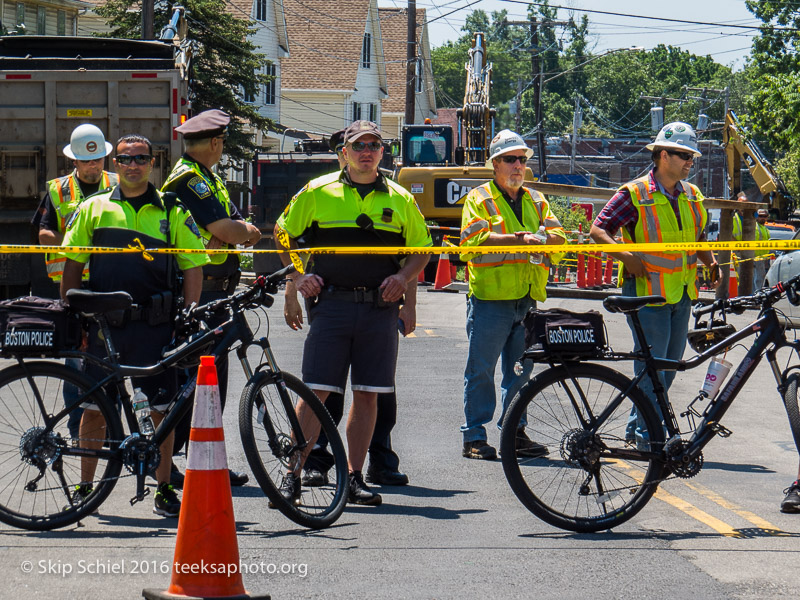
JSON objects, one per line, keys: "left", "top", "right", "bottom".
{"left": 692, "top": 271, "right": 800, "bottom": 319}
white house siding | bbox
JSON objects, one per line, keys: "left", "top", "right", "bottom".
{"left": 281, "top": 90, "right": 350, "bottom": 141}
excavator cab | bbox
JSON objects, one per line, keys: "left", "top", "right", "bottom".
{"left": 401, "top": 125, "right": 453, "bottom": 167}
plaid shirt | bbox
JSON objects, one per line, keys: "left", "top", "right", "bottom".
{"left": 593, "top": 169, "right": 683, "bottom": 239}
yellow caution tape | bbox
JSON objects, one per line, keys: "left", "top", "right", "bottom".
{"left": 0, "top": 239, "right": 798, "bottom": 256}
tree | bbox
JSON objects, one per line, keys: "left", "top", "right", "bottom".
{"left": 97, "top": 0, "right": 272, "bottom": 166}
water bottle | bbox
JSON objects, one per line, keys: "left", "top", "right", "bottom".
{"left": 132, "top": 388, "right": 155, "bottom": 436}
{"left": 529, "top": 226, "right": 547, "bottom": 264}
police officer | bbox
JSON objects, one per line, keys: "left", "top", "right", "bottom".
{"left": 275, "top": 120, "right": 431, "bottom": 506}
{"left": 459, "top": 129, "right": 566, "bottom": 460}
{"left": 162, "top": 109, "right": 261, "bottom": 488}
{"left": 61, "top": 134, "right": 208, "bottom": 517}
{"left": 36, "top": 124, "right": 118, "bottom": 293}
{"left": 284, "top": 128, "right": 413, "bottom": 487}
{"left": 590, "top": 122, "right": 719, "bottom": 446}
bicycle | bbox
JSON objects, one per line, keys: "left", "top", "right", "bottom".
{"left": 0, "top": 264, "right": 348, "bottom": 531}
{"left": 500, "top": 276, "right": 800, "bottom": 533}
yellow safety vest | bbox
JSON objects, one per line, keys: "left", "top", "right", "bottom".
{"left": 44, "top": 170, "right": 117, "bottom": 281}
{"left": 162, "top": 158, "right": 234, "bottom": 266}
{"left": 460, "top": 181, "right": 565, "bottom": 302}
{"left": 733, "top": 214, "right": 771, "bottom": 257}
{"left": 620, "top": 175, "right": 707, "bottom": 304}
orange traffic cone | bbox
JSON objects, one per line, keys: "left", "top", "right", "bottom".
{"left": 143, "top": 356, "right": 268, "bottom": 600}
{"left": 728, "top": 263, "right": 739, "bottom": 298}
{"left": 433, "top": 253, "right": 452, "bottom": 290}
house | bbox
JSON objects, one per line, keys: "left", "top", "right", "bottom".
{"left": 378, "top": 7, "right": 436, "bottom": 140}
{"left": 2, "top": 0, "right": 87, "bottom": 35}
{"left": 276, "top": 0, "right": 387, "bottom": 151}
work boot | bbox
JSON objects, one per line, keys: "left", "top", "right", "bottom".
{"left": 302, "top": 468, "right": 329, "bottom": 487}
{"left": 515, "top": 429, "right": 549, "bottom": 458}
{"left": 462, "top": 440, "right": 497, "bottom": 460}
{"left": 348, "top": 471, "right": 382, "bottom": 506}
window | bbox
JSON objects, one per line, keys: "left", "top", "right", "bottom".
{"left": 416, "top": 58, "right": 423, "bottom": 93}
{"left": 16, "top": 3, "right": 24, "bottom": 27}
{"left": 361, "top": 32, "right": 371, "bottom": 68}
{"left": 263, "top": 62, "right": 276, "bottom": 105}
{"left": 352, "top": 102, "right": 361, "bottom": 122}
{"left": 57, "top": 10, "right": 65, "bottom": 35}
{"left": 37, "top": 6, "right": 45, "bottom": 34}
{"left": 254, "top": 0, "right": 267, "bottom": 21}
{"left": 243, "top": 69, "right": 256, "bottom": 103}
{"left": 368, "top": 103, "right": 376, "bottom": 122}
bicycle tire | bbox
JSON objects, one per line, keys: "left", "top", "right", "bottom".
{"left": 782, "top": 373, "right": 800, "bottom": 455}
{"left": 238, "top": 370, "right": 348, "bottom": 529}
{"left": 500, "top": 363, "right": 666, "bottom": 533}
{"left": 0, "top": 361, "right": 124, "bottom": 530}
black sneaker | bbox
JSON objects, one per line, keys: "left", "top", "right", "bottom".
{"left": 62, "top": 482, "right": 94, "bottom": 512}
{"left": 462, "top": 440, "right": 497, "bottom": 460}
{"left": 269, "top": 472, "right": 301, "bottom": 508}
{"left": 301, "top": 468, "right": 328, "bottom": 487}
{"left": 348, "top": 471, "right": 382, "bottom": 506}
{"left": 153, "top": 482, "right": 181, "bottom": 517}
{"left": 228, "top": 470, "right": 249, "bottom": 487}
{"left": 781, "top": 481, "right": 800, "bottom": 513}
{"left": 515, "top": 429, "right": 549, "bottom": 458}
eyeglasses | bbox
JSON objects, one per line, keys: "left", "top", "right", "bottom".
{"left": 349, "top": 141, "right": 382, "bottom": 152}
{"left": 500, "top": 155, "right": 528, "bottom": 164}
{"left": 115, "top": 154, "right": 152, "bottom": 166}
{"left": 666, "top": 150, "right": 695, "bottom": 161}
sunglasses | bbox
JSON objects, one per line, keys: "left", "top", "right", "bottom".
{"left": 500, "top": 155, "right": 528, "bottom": 164}
{"left": 115, "top": 154, "right": 152, "bottom": 166}
{"left": 666, "top": 150, "right": 694, "bottom": 161}
{"left": 350, "top": 141, "right": 382, "bottom": 152}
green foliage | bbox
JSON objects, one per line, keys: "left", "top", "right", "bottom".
{"left": 548, "top": 197, "right": 591, "bottom": 238}
{"left": 96, "top": 0, "right": 273, "bottom": 166}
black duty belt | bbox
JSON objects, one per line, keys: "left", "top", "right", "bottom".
{"left": 202, "top": 271, "right": 241, "bottom": 293}
{"left": 318, "top": 286, "right": 398, "bottom": 307}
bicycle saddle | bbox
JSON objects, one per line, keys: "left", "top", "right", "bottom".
{"left": 603, "top": 295, "right": 665, "bottom": 314}
{"left": 65, "top": 288, "right": 133, "bottom": 315}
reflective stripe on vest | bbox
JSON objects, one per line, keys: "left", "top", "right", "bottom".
{"left": 620, "top": 175, "right": 706, "bottom": 304}
{"left": 45, "top": 171, "right": 116, "bottom": 281}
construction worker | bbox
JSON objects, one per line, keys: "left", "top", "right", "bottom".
{"left": 459, "top": 129, "right": 566, "bottom": 460}
{"left": 35, "top": 123, "right": 117, "bottom": 294}
{"left": 590, "top": 122, "right": 720, "bottom": 446}
{"left": 733, "top": 203, "right": 771, "bottom": 292}
{"left": 61, "top": 134, "right": 208, "bottom": 517}
{"left": 162, "top": 109, "right": 260, "bottom": 488}
{"left": 34, "top": 124, "right": 117, "bottom": 438}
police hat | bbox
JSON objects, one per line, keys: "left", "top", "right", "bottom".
{"left": 329, "top": 129, "right": 346, "bottom": 152}
{"left": 175, "top": 109, "right": 230, "bottom": 140}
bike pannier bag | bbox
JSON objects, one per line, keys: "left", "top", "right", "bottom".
{"left": 0, "top": 296, "right": 82, "bottom": 356}
{"left": 523, "top": 308, "right": 606, "bottom": 355}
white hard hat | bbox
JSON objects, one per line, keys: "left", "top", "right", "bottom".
{"left": 486, "top": 129, "right": 533, "bottom": 168}
{"left": 646, "top": 121, "right": 701, "bottom": 157}
{"left": 63, "top": 124, "right": 113, "bottom": 160}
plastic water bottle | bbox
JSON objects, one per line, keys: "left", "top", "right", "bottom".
{"left": 132, "top": 388, "right": 155, "bottom": 436}
{"left": 529, "top": 226, "right": 547, "bottom": 264}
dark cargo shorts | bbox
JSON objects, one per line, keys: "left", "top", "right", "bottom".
{"left": 301, "top": 297, "right": 399, "bottom": 394}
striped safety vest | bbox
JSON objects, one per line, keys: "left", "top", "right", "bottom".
{"left": 460, "top": 181, "right": 565, "bottom": 302}
{"left": 620, "top": 175, "right": 707, "bottom": 304}
{"left": 45, "top": 170, "right": 117, "bottom": 281}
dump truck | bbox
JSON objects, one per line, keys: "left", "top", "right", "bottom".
{"left": 0, "top": 7, "right": 190, "bottom": 298}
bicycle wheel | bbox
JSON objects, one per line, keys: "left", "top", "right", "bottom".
{"left": 0, "top": 361, "right": 124, "bottom": 530}
{"left": 239, "top": 370, "right": 348, "bottom": 529}
{"left": 500, "top": 363, "right": 666, "bottom": 533}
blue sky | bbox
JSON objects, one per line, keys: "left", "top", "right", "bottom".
{"left": 390, "top": 0, "right": 760, "bottom": 70}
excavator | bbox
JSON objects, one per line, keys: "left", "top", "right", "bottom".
{"left": 724, "top": 109, "right": 796, "bottom": 222}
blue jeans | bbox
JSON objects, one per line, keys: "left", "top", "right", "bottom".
{"left": 462, "top": 294, "right": 534, "bottom": 443}
{"left": 622, "top": 280, "right": 691, "bottom": 443}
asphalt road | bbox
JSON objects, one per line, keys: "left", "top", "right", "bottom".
{"left": 2, "top": 287, "right": 800, "bottom": 599}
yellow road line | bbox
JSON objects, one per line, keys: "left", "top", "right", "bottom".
{"left": 683, "top": 480, "right": 782, "bottom": 532}
{"left": 423, "top": 329, "right": 439, "bottom": 337}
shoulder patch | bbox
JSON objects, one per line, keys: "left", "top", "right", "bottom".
{"left": 187, "top": 176, "right": 211, "bottom": 199}
{"left": 184, "top": 214, "right": 202, "bottom": 238}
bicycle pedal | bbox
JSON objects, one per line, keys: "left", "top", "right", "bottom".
{"left": 709, "top": 422, "right": 732, "bottom": 438}
{"left": 129, "top": 487, "right": 151, "bottom": 506}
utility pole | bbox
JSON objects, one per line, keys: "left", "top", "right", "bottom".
{"left": 530, "top": 18, "right": 547, "bottom": 180}
{"left": 142, "top": 0, "right": 154, "bottom": 39}
{"left": 404, "top": 1, "right": 417, "bottom": 126}
{"left": 515, "top": 78, "right": 522, "bottom": 132}
{"left": 569, "top": 95, "right": 581, "bottom": 174}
